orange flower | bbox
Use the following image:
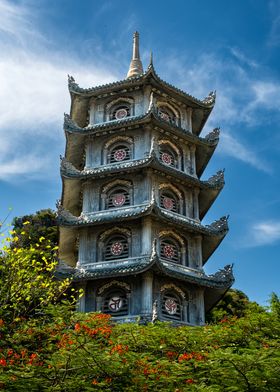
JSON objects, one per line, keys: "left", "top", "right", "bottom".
{"left": 0, "top": 320, "right": 4, "bottom": 327}
{"left": 74, "top": 323, "right": 81, "bottom": 331}
{"left": 92, "top": 379, "right": 99, "bottom": 385}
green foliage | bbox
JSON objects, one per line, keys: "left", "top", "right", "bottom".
{"left": 206, "top": 289, "right": 252, "bottom": 323}
{"left": 11, "top": 209, "right": 58, "bottom": 249}
{"left": 0, "top": 222, "right": 69, "bottom": 323}
{"left": 0, "top": 299, "right": 279, "bottom": 391}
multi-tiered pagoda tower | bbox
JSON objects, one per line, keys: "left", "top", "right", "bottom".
{"left": 57, "top": 32, "right": 234, "bottom": 325}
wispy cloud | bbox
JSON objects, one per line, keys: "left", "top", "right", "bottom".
{"left": 248, "top": 220, "right": 280, "bottom": 246}
{"left": 219, "top": 132, "right": 271, "bottom": 173}
{"left": 0, "top": 0, "right": 118, "bottom": 180}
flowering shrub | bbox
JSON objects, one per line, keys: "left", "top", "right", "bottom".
{"left": 0, "top": 300, "right": 279, "bottom": 391}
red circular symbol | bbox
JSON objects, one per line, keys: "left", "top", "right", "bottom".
{"left": 159, "top": 111, "right": 170, "bottom": 121}
{"left": 163, "top": 244, "right": 175, "bottom": 258}
{"left": 109, "top": 297, "right": 123, "bottom": 312}
{"left": 112, "top": 193, "right": 126, "bottom": 207}
{"left": 113, "top": 149, "right": 126, "bottom": 161}
{"left": 110, "top": 241, "right": 123, "bottom": 256}
{"left": 165, "top": 298, "right": 177, "bottom": 315}
{"left": 163, "top": 197, "right": 174, "bottom": 210}
{"left": 161, "top": 152, "right": 172, "bottom": 165}
{"left": 115, "top": 108, "right": 128, "bottom": 119}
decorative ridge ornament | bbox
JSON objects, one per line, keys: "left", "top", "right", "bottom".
{"left": 203, "top": 90, "right": 216, "bottom": 105}
{"left": 127, "top": 31, "right": 144, "bottom": 78}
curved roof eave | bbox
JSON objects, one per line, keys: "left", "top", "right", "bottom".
{"left": 68, "top": 66, "right": 215, "bottom": 110}
{"left": 63, "top": 111, "right": 220, "bottom": 149}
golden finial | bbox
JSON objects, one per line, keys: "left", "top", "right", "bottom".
{"left": 127, "top": 31, "right": 144, "bottom": 78}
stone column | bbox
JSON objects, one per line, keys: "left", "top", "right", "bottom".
{"left": 190, "top": 144, "right": 196, "bottom": 176}
{"left": 142, "top": 217, "right": 152, "bottom": 254}
{"left": 194, "top": 236, "right": 203, "bottom": 269}
{"left": 193, "top": 187, "right": 200, "bottom": 220}
{"left": 141, "top": 272, "right": 153, "bottom": 317}
{"left": 187, "top": 107, "right": 193, "bottom": 133}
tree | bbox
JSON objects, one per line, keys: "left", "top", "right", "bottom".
{"left": 11, "top": 209, "right": 58, "bottom": 249}
{"left": 0, "top": 221, "right": 69, "bottom": 323}
{"left": 206, "top": 288, "right": 252, "bottom": 323}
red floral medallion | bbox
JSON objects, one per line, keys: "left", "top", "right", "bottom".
{"left": 110, "top": 241, "right": 123, "bottom": 256}
{"left": 161, "top": 152, "right": 172, "bottom": 165}
{"left": 163, "top": 244, "right": 175, "bottom": 259}
{"left": 109, "top": 296, "right": 123, "bottom": 312}
{"left": 112, "top": 193, "right": 126, "bottom": 207}
{"left": 113, "top": 149, "right": 126, "bottom": 161}
{"left": 165, "top": 298, "right": 177, "bottom": 315}
{"left": 163, "top": 197, "right": 174, "bottom": 210}
{"left": 115, "top": 108, "right": 128, "bottom": 119}
{"left": 159, "top": 111, "right": 170, "bottom": 121}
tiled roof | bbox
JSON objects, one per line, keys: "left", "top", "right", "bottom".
{"left": 68, "top": 66, "right": 215, "bottom": 109}
{"left": 56, "top": 248, "right": 233, "bottom": 289}
{"left": 63, "top": 111, "right": 219, "bottom": 147}
{"left": 60, "top": 156, "right": 224, "bottom": 190}
{"left": 56, "top": 199, "right": 228, "bottom": 236}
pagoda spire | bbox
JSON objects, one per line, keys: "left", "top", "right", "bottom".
{"left": 127, "top": 31, "right": 144, "bottom": 78}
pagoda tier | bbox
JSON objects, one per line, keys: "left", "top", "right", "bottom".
{"left": 68, "top": 63, "right": 215, "bottom": 136}
{"left": 63, "top": 112, "right": 219, "bottom": 177}
{"left": 58, "top": 32, "right": 233, "bottom": 325}
{"left": 60, "top": 156, "right": 224, "bottom": 220}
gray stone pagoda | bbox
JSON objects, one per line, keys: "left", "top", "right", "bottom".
{"left": 57, "top": 32, "right": 234, "bottom": 325}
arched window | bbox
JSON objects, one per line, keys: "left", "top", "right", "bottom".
{"left": 159, "top": 144, "right": 178, "bottom": 168}
{"left": 160, "top": 237, "right": 181, "bottom": 264}
{"left": 160, "top": 189, "right": 180, "bottom": 214}
{"left": 108, "top": 143, "right": 132, "bottom": 163}
{"left": 103, "top": 234, "right": 129, "bottom": 261}
{"left": 102, "top": 288, "right": 128, "bottom": 316}
{"left": 110, "top": 104, "right": 131, "bottom": 121}
{"left": 161, "top": 291, "right": 182, "bottom": 321}
{"left": 157, "top": 105, "right": 178, "bottom": 125}
{"left": 106, "top": 186, "right": 130, "bottom": 209}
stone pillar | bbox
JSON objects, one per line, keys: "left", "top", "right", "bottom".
{"left": 183, "top": 299, "right": 189, "bottom": 323}
{"left": 143, "top": 85, "right": 152, "bottom": 113}
{"left": 142, "top": 217, "right": 152, "bottom": 254}
{"left": 196, "top": 289, "right": 205, "bottom": 325}
{"left": 190, "top": 144, "right": 196, "bottom": 176}
{"left": 141, "top": 272, "right": 153, "bottom": 316}
{"left": 193, "top": 187, "right": 200, "bottom": 220}
{"left": 194, "top": 236, "right": 203, "bottom": 269}
{"left": 187, "top": 107, "right": 193, "bottom": 133}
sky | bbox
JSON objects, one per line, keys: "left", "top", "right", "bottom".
{"left": 0, "top": 0, "right": 279, "bottom": 306}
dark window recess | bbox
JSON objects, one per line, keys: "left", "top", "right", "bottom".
{"left": 160, "top": 191, "right": 179, "bottom": 213}
{"left": 111, "top": 105, "right": 131, "bottom": 121}
{"left": 104, "top": 235, "right": 129, "bottom": 261}
{"left": 106, "top": 188, "right": 130, "bottom": 209}
{"left": 160, "top": 238, "right": 181, "bottom": 264}
{"left": 159, "top": 148, "right": 178, "bottom": 168}
{"left": 161, "top": 292, "right": 182, "bottom": 321}
{"left": 109, "top": 144, "right": 131, "bottom": 163}
{"left": 103, "top": 290, "right": 128, "bottom": 316}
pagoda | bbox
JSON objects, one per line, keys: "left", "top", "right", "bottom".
{"left": 57, "top": 32, "right": 234, "bottom": 325}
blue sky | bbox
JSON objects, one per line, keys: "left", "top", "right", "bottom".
{"left": 0, "top": 0, "right": 279, "bottom": 305}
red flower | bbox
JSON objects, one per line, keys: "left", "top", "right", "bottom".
{"left": 0, "top": 359, "right": 7, "bottom": 367}
{"left": 186, "top": 379, "right": 195, "bottom": 384}
{"left": 74, "top": 323, "right": 81, "bottom": 331}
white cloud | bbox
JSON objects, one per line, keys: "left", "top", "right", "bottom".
{"left": 0, "top": 0, "right": 118, "bottom": 179}
{"left": 250, "top": 221, "right": 280, "bottom": 246}
{"left": 219, "top": 132, "right": 271, "bottom": 173}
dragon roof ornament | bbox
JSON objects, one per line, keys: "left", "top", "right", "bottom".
{"left": 204, "top": 127, "right": 220, "bottom": 143}
{"left": 202, "top": 90, "right": 216, "bottom": 105}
